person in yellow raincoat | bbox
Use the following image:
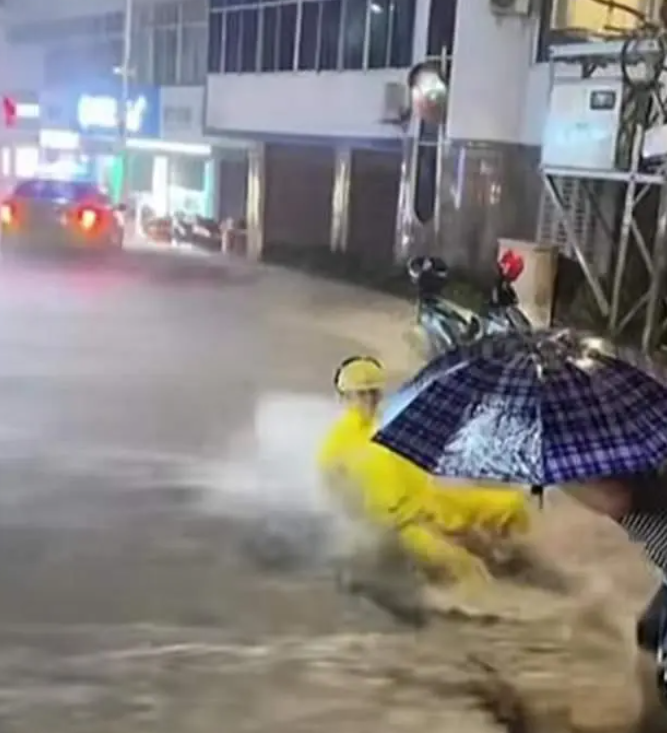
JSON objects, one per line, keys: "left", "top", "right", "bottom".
{"left": 318, "top": 356, "right": 531, "bottom": 588}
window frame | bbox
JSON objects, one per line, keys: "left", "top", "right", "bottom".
{"left": 208, "top": 0, "right": 415, "bottom": 74}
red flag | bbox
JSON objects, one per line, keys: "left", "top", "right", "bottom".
{"left": 2, "top": 97, "right": 17, "bottom": 127}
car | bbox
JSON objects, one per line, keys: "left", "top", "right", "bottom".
{"left": 0, "top": 178, "right": 125, "bottom": 255}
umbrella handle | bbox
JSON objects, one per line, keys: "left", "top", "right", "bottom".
{"left": 530, "top": 484, "right": 544, "bottom": 510}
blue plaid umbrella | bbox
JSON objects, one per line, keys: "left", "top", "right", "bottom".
{"left": 374, "top": 329, "right": 667, "bottom": 486}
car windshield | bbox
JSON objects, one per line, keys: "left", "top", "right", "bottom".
{"left": 14, "top": 179, "right": 106, "bottom": 204}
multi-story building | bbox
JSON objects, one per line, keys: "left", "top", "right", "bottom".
{"left": 0, "top": 0, "right": 659, "bottom": 271}
{"left": 0, "top": 0, "right": 219, "bottom": 224}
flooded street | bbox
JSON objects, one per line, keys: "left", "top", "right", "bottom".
{"left": 0, "top": 252, "right": 660, "bottom": 732}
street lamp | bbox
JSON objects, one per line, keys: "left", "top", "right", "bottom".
{"left": 114, "top": 0, "right": 134, "bottom": 210}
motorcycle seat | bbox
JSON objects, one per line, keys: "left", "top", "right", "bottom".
{"left": 407, "top": 256, "right": 449, "bottom": 284}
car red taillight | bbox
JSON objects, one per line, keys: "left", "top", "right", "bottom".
{"left": 78, "top": 207, "right": 99, "bottom": 231}
{"left": 0, "top": 202, "right": 14, "bottom": 226}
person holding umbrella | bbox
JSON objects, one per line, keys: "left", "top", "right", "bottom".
{"left": 372, "top": 329, "right": 667, "bottom": 697}
{"left": 564, "top": 474, "right": 667, "bottom": 682}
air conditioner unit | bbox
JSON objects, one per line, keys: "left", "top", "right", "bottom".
{"left": 489, "top": 0, "right": 532, "bottom": 16}
{"left": 382, "top": 82, "right": 409, "bottom": 124}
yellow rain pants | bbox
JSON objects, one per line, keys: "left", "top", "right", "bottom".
{"left": 318, "top": 405, "right": 530, "bottom": 584}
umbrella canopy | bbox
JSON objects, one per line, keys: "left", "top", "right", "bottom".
{"left": 373, "top": 329, "right": 667, "bottom": 486}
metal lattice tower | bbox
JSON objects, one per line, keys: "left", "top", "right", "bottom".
{"left": 539, "top": 38, "right": 667, "bottom": 351}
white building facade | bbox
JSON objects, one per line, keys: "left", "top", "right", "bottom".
{"left": 200, "top": 0, "right": 549, "bottom": 268}
{"left": 0, "top": 0, "right": 657, "bottom": 269}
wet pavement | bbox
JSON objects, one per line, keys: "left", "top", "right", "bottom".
{"left": 0, "top": 250, "right": 660, "bottom": 733}
{"left": 0, "top": 251, "right": 433, "bottom": 732}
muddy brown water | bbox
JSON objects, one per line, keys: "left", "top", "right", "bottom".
{"left": 0, "top": 490, "right": 663, "bottom": 733}
{"left": 0, "top": 260, "right": 660, "bottom": 732}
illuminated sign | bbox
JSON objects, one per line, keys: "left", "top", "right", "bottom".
{"left": 76, "top": 94, "right": 147, "bottom": 133}
{"left": 16, "top": 102, "right": 39, "bottom": 119}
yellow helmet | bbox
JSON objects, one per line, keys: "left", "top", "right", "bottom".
{"left": 334, "top": 356, "right": 385, "bottom": 394}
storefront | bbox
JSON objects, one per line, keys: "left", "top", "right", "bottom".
{"left": 0, "top": 82, "right": 217, "bottom": 231}
{"left": 158, "top": 86, "right": 215, "bottom": 221}
{"left": 0, "top": 92, "right": 42, "bottom": 195}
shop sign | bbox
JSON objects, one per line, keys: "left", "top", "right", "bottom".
{"left": 40, "top": 84, "right": 161, "bottom": 139}
{"left": 77, "top": 94, "right": 148, "bottom": 134}
{"left": 0, "top": 92, "right": 41, "bottom": 130}
{"left": 159, "top": 87, "right": 204, "bottom": 139}
{"left": 163, "top": 105, "right": 192, "bottom": 129}
{"left": 16, "top": 102, "right": 40, "bottom": 120}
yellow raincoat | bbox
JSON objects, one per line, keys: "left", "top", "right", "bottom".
{"left": 318, "top": 405, "right": 530, "bottom": 584}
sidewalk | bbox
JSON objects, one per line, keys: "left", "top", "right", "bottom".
{"left": 262, "top": 265, "right": 420, "bottom": 376}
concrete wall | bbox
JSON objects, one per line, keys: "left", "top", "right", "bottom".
{"left": 520, "top": 62, "right": 550, "bottom": 148}
{"left": 160, "top": 86, "right": 206, "bottom": 142}
{"left": 205, "top": 70, "right": 407, "bottom": 142}
{"left": 446, "top": 0, "right": 542, "bottom": 145}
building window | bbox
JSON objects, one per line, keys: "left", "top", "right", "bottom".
{"left": 154, "top": 1, "right": 180, "bottom": 27}
{"left": 537, "top": 0, "right": 657, "bottom": 58}
{"left": 209, "top": 0, "right": 415, "bottom": 74}
{"left": 133, "top": 29, "right": 153, "bottom": 84}
{"left": 181, "top": 24, "right": 208, "bottom": 83}
{"left": 426, "top": 0, "right": 457, "bottom": 57}
{"left": 182, "top": 0, "right": 207, "bottom": 23}
{"left": 34, "top": 1, "right": 214, "bottom": 88}
{"left": 223, "top": 11, "right": 242, "bottom": 71}
{"left": 261, "top": 6, "right": 278, "bottom": 70}
{"left": 105, "top": 12, "right": 124, "bottom": 35}
{"left": 153, "top": 26, "right": 178, "bottom": 84}
{"left": 208, "top": 11, "right": 224, "bottom": 72}
{"left": 298, "top": 2, "right": 320, "bottom": 69}
{"left": 342, "top": 0, "right": 365, "bottom": 69}
{"left": 240, "top": 9, "right": 260, "bottom": 71}
{"left": 11, "top": 11, "right": 126, "bottom": 45}
{"left": 389, "top": 0, "right": 415, "bottom": 67}
{"left": 277, "top": 3, "right": 298, "bottom": 70}
{"left": 368, "top": 0, "right": 390, "bottom": 68}
{"left": 320, "top": 0, "right": 342, "bottom": 69}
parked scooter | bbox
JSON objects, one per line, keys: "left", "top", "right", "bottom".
{"left": 144, "top": 215, "right": 173, "bottom": 244}
{"left": 406, "top": 250, "right": 531, "bottom": 360}
{"left": 172, "top": 212, "right": 223, "bottom": 253}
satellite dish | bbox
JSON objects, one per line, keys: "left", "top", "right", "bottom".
{"left": 407, "top": 60, "right": 447, "bottom": 124}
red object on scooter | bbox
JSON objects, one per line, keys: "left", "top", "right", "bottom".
{"left": 498, "top": 250, "right": 524, "bottom": 283}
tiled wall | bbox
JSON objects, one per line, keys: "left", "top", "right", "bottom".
{"left": 253, "top": 138, "right": 541, "bottom": 285}
{"left": 263, "top": 143, "right": 334, "bottom": 251}
{"left": 437, "top": 140, "right": 541, "bottom": 277}
{"left": 346, "top": 148, "right": 402, "bottom": 269}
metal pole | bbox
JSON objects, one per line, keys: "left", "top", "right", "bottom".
{"left": 643, "top": 180, "right": 667, "bottom": 351}
{"left": 393, "top": 118, "right": 413, "bottom": 263}
{"left": 119, "top": 0, "right": 133, "bottom": 209}
{"left": 432, "top": 46, "right": 448, "bottom": 248}
{"left": 609, "top": 123, "right": 643, "bottom": 333}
